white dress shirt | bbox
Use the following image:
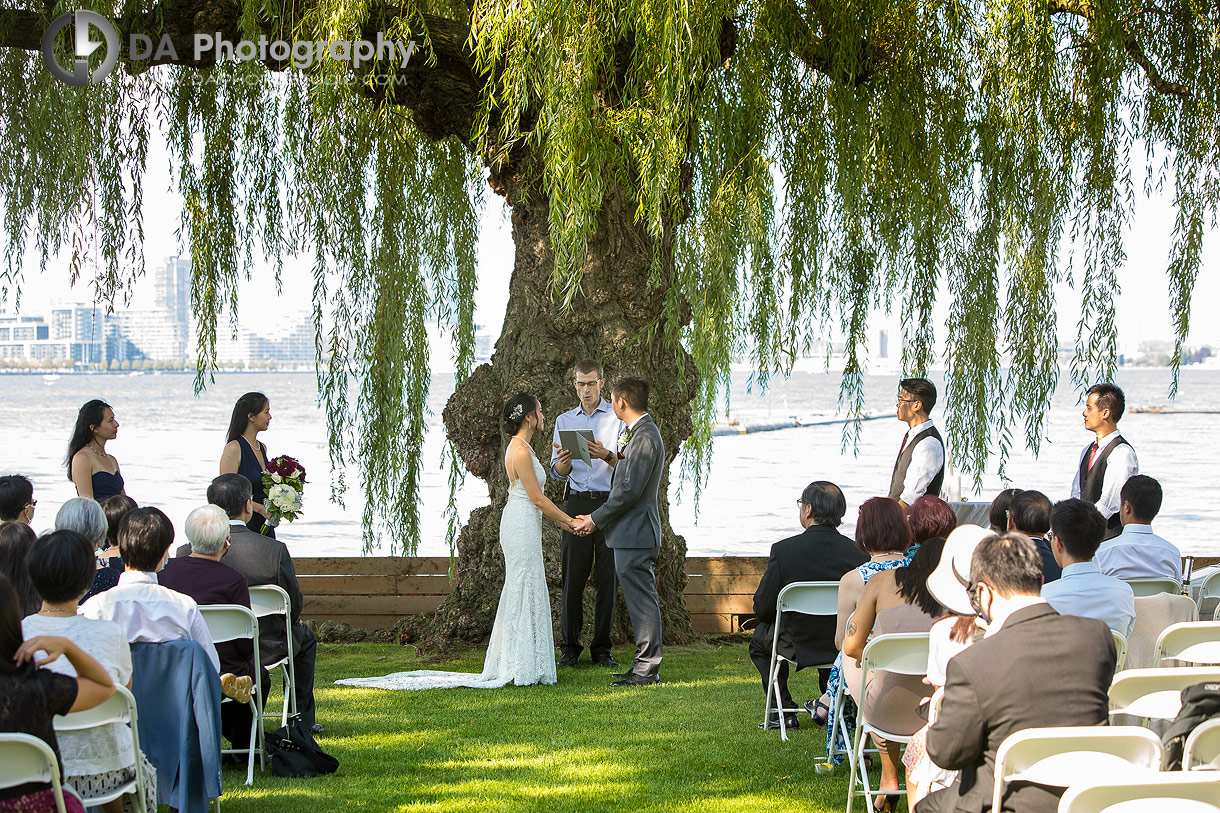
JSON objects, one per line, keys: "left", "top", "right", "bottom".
{"left": 1094, "top": 524, "right": 1182, "bottom": 581}
{"left": 1069, "top": 430, "right": 1139, "bottom": 519}
{"left": 548, "top": 399, "right": 624, "bottom": 491}
{"left": 900, "top": 419, "right": 945, "bottom": 505}
{"left": 1041, "top": 561, "right": 1136, "bottom": 637}
{"left": 80, "top": 570, "right": 220, "bottom": 672}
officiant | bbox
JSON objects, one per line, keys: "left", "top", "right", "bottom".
{"left": 549, "top": 359, "right": 626, "bottom": 669}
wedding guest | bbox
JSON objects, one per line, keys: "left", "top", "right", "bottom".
{"left": 1095, "top": 475, "right": 1182, "bottom": 581}
{"left": 80, "top": 507, "right": 221, "bottom": 673}
{"left": 749, "top": 480, "right": 865, "bottom": 729}
{"left": 66, "top": 400, "right": 126, "bottom": 501}
{"left": 22, "top": 530, "right": 157, "bottom": 813}
{"left": 821, "top": 497, "right": 914, "bottom": 766}
{"left": 889, "top": 378, "right": 945, "bottom": 509}
{"left": 219, "top": 392, "right": 275, "bottom": 536}
{"left": 0, "top": 521, "right": 40, "bottom": 616}
{"left": 1041, "top": 499, "right": 1135, "bottom": 636}
{"left": 906, "top": 495, "right": 957, "bottom": 557}
{"left": 0, "top": 474, "right": 36, "bottom": 523}
{"left": 100, "top": 494, "right": 137, "bottom": 550}
{"left": 841, "top": 535, "right": 941, "bottom": 805}
{"left": 1, "top": 573, "right": 115, "bottom": 813}
{"left": 987, "top": 488, "right": 1021, "bottom": 534}
{"left": 54, "top": 498, "right": 119, "bottom": 601}
{"left": 1005, "top": 490, "right": 1061, "bottom": 584}
{"left": 1070, "top": 383, "right": 1137, "bottom": 540}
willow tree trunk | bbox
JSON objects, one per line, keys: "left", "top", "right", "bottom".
{"left": 406, "top": 156, "right": 700, "bottom": 650}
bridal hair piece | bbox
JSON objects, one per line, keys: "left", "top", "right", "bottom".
{"left": 502, "top": 393, "right": 538, "bottom": 435}
{"left": 510, "top": 404, "right": 524, "bottom": 420}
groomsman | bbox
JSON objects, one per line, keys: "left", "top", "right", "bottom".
{"left": 1070, "top": 383, "right": 1138, "bottom": 540}
{"left": 549, "top": 360, "right": 624, "bottom": 668}
{"left": 889, "top": 377, "right": 945, "bottom": 509}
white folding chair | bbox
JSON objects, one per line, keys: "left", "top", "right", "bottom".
{"left": 991, "top": 726, "right": 1163, "bottom": 811}
{"left": 200, "top": 604, "right": 264, "bottom": 785}
{"left": 1197, "top": 571, "right": 1220, "bottom": 622}
{"left": 53, "top": 685, "right": 150, "bottom": 812}
{"left": 1153, "top": 622, "right": 1220, "bottom": 667}
{"left": 762, "top": 581, "right": 838, "bottom": 742}
{"left": 248, "top": 584, "right": 298, "bottom": 727}
{"left": 1183, "top": 719, "right": 1220, "bottom": 771}
{"left": 845, "top": 632, "right": 930, "bottom": 813}
{"left": 0, "top": 733, "right": 69, "bottom": 813}
{"left": 1057, "top": 773, "right": 1220, "bottom": 812}
{"left": 1123, "top": 577, "right": 1183, "bottom": 598}
{"left": 1109, "top": 668, "right": 1220, "bottom": 725}
{"left": 1113, "top": 630, "right": 1129, "bottom": 672}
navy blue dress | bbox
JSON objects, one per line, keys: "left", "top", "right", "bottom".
{"left": 238, "top": 437, "right": 275, "bottom": 538}
{"left": 91, "top": 469, "right": 125, "bottom": 502}
{"left": 81, "top": 555, "right": 122, "bottom": 602}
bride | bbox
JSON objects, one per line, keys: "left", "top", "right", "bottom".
{"left": 336, "top": 393, "right": 580, "bottom": 690}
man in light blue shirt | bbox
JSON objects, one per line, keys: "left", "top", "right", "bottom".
{"left": 549, "top": 359, "right": 625, "bottom": 668}
{"left": 1042, "top": 498, "right": 1136, "bottom": 637}
{"left": 1095, "top": 475, "right": 1182, "bottom": 582}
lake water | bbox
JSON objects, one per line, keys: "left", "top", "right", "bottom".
{"left": 3, "top": 367, "right": 1217, "bottom": 557}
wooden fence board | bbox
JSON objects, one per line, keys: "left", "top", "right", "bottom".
{"left": 303, "top": 595, "right": 447, "bottom": 614}
{"left": 294, "top": 557, "right": 451, "bottom": 576}
{"left": 684, "top": 574, "right": 764, "bottom": 594}
{"left": 297, "top": 575, "right": 455, "bottom": 595}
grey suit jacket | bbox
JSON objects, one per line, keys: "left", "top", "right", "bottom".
{"left": 590, "top": 415, "right": 664, "bottom": 549}
{"left": 178, "top": 522, "right": 305, "bottom": 663}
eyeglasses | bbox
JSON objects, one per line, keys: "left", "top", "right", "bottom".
{"left": 897, "top": 397, "right": 918, "bottom": 404}
{"left": 796, "top": 499, "right": 804, "bottom": 507}
{"left": 574, "top": 379, "right": 602, "bottom": 389}
{"left": 25, "top": 500, "right": 36, "bottom": 508}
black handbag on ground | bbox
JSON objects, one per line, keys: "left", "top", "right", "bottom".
{"left": 265, "top": 718, "right": 340, "bottom": 777}
{"left": 1161, "top": 681, "right": 1220, "bottom": 770}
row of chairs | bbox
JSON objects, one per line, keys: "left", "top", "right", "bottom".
{"left": 0, "top": 584, "right": 298, "bottom": 812}
{"left": 1124, "top": 572, "right": 1220, "bottom": 619}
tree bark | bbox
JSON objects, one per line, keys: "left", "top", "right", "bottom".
{"left": 409, "top": 152, "right": 701, "bottom": 651}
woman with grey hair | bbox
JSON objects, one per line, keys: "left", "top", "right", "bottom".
{"left": 56, "top": 497, "right": 121, "bottom": 601}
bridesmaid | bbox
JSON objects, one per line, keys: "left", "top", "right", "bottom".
{"left": 220, "top": 391, "right": 274, "bottom": 536}
{"left": 67, "top": 400, "right": 126, "bottom": 501}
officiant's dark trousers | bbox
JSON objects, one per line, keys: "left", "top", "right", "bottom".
{"left": 560, "top": 490, "right": 617, "bottom": 659}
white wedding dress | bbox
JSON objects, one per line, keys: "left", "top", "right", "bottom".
{"left": 335, "top": 452, "right": 557, "bottom": 690}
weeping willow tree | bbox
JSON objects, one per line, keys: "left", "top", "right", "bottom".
{"left": 0, "top": 0, "right": 1215, "bottom": 644}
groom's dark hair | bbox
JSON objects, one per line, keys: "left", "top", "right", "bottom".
{"left": 611, "top": 375, "right": 649, "bottom": 411}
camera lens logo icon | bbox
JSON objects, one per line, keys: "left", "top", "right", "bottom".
{"left": 41, "top": 10, "right": 119, "bottom": 86}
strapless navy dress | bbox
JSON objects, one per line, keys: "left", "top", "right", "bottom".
{"left": 91, "top": 470, "right": 125, "bottom": 502}
{"left": 238, "top": 436, "right": 275, "bottom": 538}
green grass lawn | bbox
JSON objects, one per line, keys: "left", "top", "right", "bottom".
{"left": 214, "top": 640, "right": 863, "bottom": 812}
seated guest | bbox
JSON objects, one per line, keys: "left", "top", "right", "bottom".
{"left": 906, "top": 495, "right": 958, "bottom": 558}
{"left": 1095, "top": 475, "right": 1182, "bottom": 581}
{"left": 916, "top": 533, "right": 1117, "bottom": 813}
{"left": 54, "top": 498, "right": 120, "bottom": 602}
{"left": 1041, "top": 498, "right": 1136, "bottom": 636}
{"left": 80, "top": 507, "right": 222, "bottom": 674}
{"left": 842, "top": 536, "right": 942, "bottom": 803}
{"left": 0, "top": 474, "right": 36, "bottom": 524}
{"left": 160, "top": 505, "right": 259, "bottom": 745}
{"left": 1005, "top": 489, "right": 1061, "bottom": 584}
{"left": 987, "top": 488, "right": 1021, "bottom": 534}
{"left": 0, "top": 521, "right": 41, "bottom": 616}
{"left": 1, "top": 573, "right": 116, "bottom": 813}
{"left": 201, "top": 474, "right": 320, "bottom": 732}
{"left": 100, "top": 495, "right": 137, "bottom": 551}
{"left": 749, "top": 481, "right": 865, "bottom": 729}
{"left": 22, "top": 530, "right": 157, "bottom": 813}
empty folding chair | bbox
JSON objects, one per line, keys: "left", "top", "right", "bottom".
{"left": 0, "top": 732, "right": 71, "bottom": 813}
{"left": 1109, "top": 668, "right": 1220, "bottom": 725}
{"left": 1153, "top": 622, "right": 1220, "bottom": 667}
{"left": 200, "top": 605, "right": 264, "bottom": 785}
{"left": 1197, "top": 571, "right": 1220, "bottom": 621}
{"left": 762, "top": 581, "right": 838, "bottom": 742}
{"left": 1113, "top": 630, "right": 1129, "bottom": 672}
{"left": 53, "top": 685, "right": 151, "bottom": 812}
{"left": 1183, "top": 719, "right": 1220, "bottom": 771}
{"left": 1123, "top": 577, "right": 1183, "bottom": 598}
{"left": 991, "top": 726, "right": 1163, "bottom": 811}
{"left": 1057, "top": 773, "right": 1220, "bottom": 812}
{"left": 248, "top": 584, "right": 298, "bottom": 727}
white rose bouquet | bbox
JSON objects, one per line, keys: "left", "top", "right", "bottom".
{"left": 261, "top": 455, "right": 306, "bottom": 534}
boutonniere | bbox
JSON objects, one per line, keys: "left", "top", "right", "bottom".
{"left": 618, "top": 427, "right": 633, "bottom": 448}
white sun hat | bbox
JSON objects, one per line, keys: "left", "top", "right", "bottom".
{"left": 927, "top": 524, "right": 995, "bottom": 616}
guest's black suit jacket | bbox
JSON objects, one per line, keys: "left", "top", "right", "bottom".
{"left": 922, "top": 603, "right": 1116, "bottom": 813}
{"left": 751, "top": 524, "right": 867, "bottom": 667}
{"left": 177, "top": 523, "right": 305, "bottom": 663}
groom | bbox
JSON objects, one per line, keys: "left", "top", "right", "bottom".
{"left": 572, "top": 375, "right": 665, "bottom": 686}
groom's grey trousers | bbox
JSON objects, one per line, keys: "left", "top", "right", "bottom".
{"left": 614, "top": 545, "right": 663, "bottom": 677}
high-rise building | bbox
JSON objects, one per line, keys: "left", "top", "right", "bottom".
{"left": 155, "top": 256, "right": 192, "bottom": 328}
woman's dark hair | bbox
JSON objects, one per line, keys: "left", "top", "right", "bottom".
{"left": 100, "top": 495, "right": 138, "bottom": 549}
{"left": 118, "top": 507, "right": 175, "bottom": 572}
{"left": 66, "top": 399, "right": 113, "bottom": 480}
{"left": 502, "top": 393, "right": 538, "bottom": 435}
{"left": 907, "top": 495, "right": 957, "bottom": 545}
{"left": 988, "top": 488, "right": 1022, "bottom": 533}
{"left": 226, "top": 392, "right": 269, "bottom": 444}
{"left": 27, "top": 530, "right": 95, "bottom": 605}
{"left": 895, "top": 536, "right": 947, "bottom": 617}
{"left": 0, "top": 521, "right": 40, "bottom": 616}
{"left": 0, "top": 574, "right": 32, "bottom": 676}
{"left": 855, "top": 497, "right": 913, "bottom": 554}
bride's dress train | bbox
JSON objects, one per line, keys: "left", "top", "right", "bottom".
{"left": 335, "top": 455, "right": 557, "bottom": 690}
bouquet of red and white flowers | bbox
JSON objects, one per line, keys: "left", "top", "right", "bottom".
{"left": 261, "top": 455, "right": 306, "bottom": 534}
